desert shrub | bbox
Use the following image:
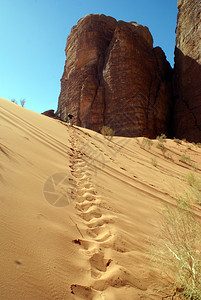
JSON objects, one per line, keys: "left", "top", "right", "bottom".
{"left": 137, "top": 137, "right": 153, "bottom": 150}
{"left": 20, "top": 98, "right": 26, "bottom": 107}
{"left": 11, "top": 99, "right": 18, "bottom": 104}
{"left": 156, "top": 134, "right": 167, "bottom": 143}
{"left": 182, "top": 138, "right": 188, "bottom": 144}
{"left": 151, "top": 157, "right": 157, "bottom": 167}
{"left": 11, "top": 98, "right": 26, "bottom": 107}
{"left": 157, "top": 142, "right": 167, "bottom": 156}
{"left": 154, "top": 195, "right": 201, "bottom": 299}
{"left": 156, "top": 134, "right": 167, "bottom": 156}
{"left": 136, "top": 138, "right": 140, "bottom": 145}
{"left": 179, "top": 155, "right": 197, "bottom": 169}
{"left": 101, "top": 126, "right": 114, "bottom": 141}
{"left": 142, "top": 138, "right": 153, "bottom": 150}
{"left": 185, "top": 173, "right": 201, "bottom": 190}
{"left": 190, "top": 188, "right": 201, "bottom": 205}
{"left": 179, "top": 155, "right": 191, "bottom": 164}
{"left": 174, "top": 138, "right": 182, "bottom": 145}
{"left": 185, "top": 173, "right": 201, "bottom": 205}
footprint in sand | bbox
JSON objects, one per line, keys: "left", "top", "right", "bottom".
{"left": 75, "top": 201, "right": 98, "bottom": 212}
{"left": 87, "top": 215, "right": 115, "bottom": 228}
{"left": 72, "top": 239, "right": 97, "bottom": 251}
{"left": 75, "top": 161, "right": 87, "bottom": 168}
{"left": 77, "top": 182, "right": 92, "bottom": 189}
{"left": 70, "top": 284, "right": 97, "bottom": 300}
{"left": 77, "top": 193, "right": 96, "bottom": 203}
{"left": 89, "top": 252, "right": 112, "bottom": 279}
{"left": 94, "top": 230, "right": 113, "bottom": 243}
{"left": 77, "top": 187, "right": 97, "bottom": 197}
{"left": 69, "top": 129, "right": 133, "bottom": 296}
{"left": 74, "top": 165, "right": 88, "bottom": 173}
{"left": 91, "top": 265, "right": 137, "bottom": 292}
{"left": 80, "top": 207, "right": 102, "bottom": 222}
{"left": 86, "top": 224, "right": 108, "bottom": 238}
{"left": 71, "top": 171, "right": 91, "bottom": 180}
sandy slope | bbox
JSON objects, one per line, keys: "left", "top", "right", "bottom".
{"left": 0, "top": 97, "right": 201, "bottom": 300}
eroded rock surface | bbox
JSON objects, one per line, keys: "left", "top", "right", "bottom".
{"left": 173, "top": 0, "right": 201, "bottom": 142}
{"left": 57, "top": 14, "right": 172, "bottom": 138}
{"left": 42, "top": 109, "right": 55, "bottom": 118}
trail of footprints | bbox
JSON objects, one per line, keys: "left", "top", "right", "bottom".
{"left": 68, "top": 127, "right": 133, "bottom": 299}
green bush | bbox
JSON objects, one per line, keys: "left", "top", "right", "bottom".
{"left": 136, "top": 137, "right": 153, "bottom": 150}
{"left": 156, "top": 133, "right": 167, "bottom": 143}
{"left": 179, "top": 155, "right": 192, "bottom": 164}
{"left": 153, "top": 195, "right": 201, "bottom": 299}
{"left": 142, "top": 138, "right": 153, "bottom": 150}
{"left": 185, "top": 173, "right": 201, "bottom": 205}
{"left": 156, "top": 142, "right": 167, "bottom": 155}
{"left": 100, "top": 126, "right": 115, "bottom": 141}
{"left": 156, "top": 134, "right": 167, "bottom": 156}
{"left": 174, "top": 138, "right": 182, "bottom": 145}
{"left": 185, "top": 173, "right": 201, "bottom": 190}
{"left": 151, "top": 157, "right": 157, "bottom": 167}
{"left": 179, "top": 155, "right": 197, "bottom": 169}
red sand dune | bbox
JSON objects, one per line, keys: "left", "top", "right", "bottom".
{"left": 0, "top": 97, "right": 201, "bottom": 299}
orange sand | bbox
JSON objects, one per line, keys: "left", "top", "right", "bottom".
{"left": 0, "top": 97, "right": 201, "bottom": 299}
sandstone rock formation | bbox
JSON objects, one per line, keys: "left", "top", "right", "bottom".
{"left": 173, "top": 0, "right": 201, "bottom": 142}
{"left": 42, "top": 109, "right": 55, "bottom": 118}
{"left": 57, "top": 14, "right": 172, "bottom": 138}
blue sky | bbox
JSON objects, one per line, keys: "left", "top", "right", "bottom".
{"left": 1, "top": 0, "right": 178, "bottom": 114}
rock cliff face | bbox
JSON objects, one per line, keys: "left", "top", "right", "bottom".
{"left": 57, "top": 14, "right": 172, "bottom": 138}
{"left": 173, "top": 0, "right": 201, "bottom": 142}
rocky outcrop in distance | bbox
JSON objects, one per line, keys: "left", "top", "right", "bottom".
{"left": 173, "top": 0, "right": 201, "bottom": 142}
{"left": 42, "top": 109, "right": 55, "bottom": 118}
{"left": 57, "top": 14, "right": 173, "bottom": 138}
